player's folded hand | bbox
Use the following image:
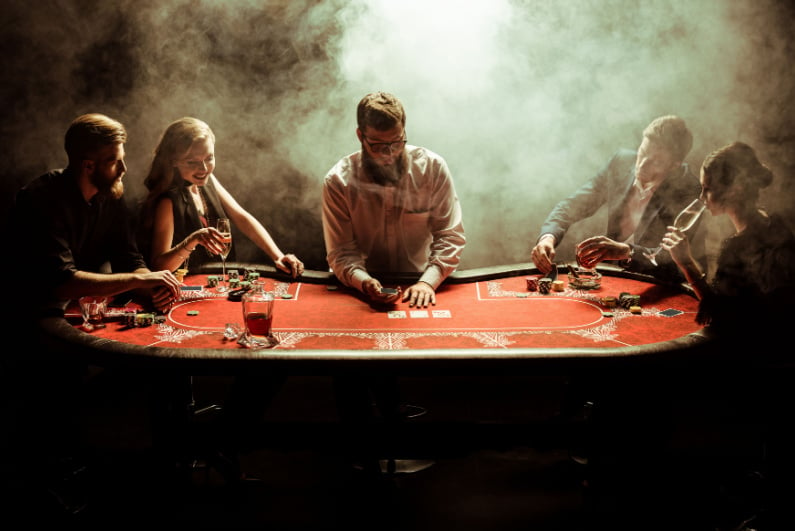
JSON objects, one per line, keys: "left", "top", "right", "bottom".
{"left": 151, "top": 285, "right": 177, "bottom": 313}
{"left": 662, "top": 227, "right": 691, "bottom": 265}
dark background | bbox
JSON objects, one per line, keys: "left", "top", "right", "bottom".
{"left": 2, "top": 0, "right": 794, "bottom": 271}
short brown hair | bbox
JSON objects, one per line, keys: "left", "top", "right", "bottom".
{"left": 64, "top": 113, "right": 127, "bottom": 164}
{"left": 356, "top": 92, "right": 406, "bottom": 131}
{"left": 642, "top": 115, "right": 693, "bottom": 163}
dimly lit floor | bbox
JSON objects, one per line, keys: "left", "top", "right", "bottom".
{"left": 2, "top": 370, "right": 788, "bottom": 530}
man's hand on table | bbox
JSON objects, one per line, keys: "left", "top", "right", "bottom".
{"left": 403, "top": 281, "right": 435, "bottom": 308}
{"left": 362, "top": 278, "right": 435, "bottom": 307}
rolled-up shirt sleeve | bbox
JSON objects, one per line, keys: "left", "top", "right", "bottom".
{"left": 420, "top": 155, "right": 465, "bottom": 289}
{"left": 322, "top": 166, "right": 372, "bottom": 290}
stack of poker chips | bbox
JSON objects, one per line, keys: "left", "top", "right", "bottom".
{"left": 134, "top": 313, "right": 155, "bottom": 327}
{"left": 600, "top": 296, "right": 618, "bottom": 308}
{"left": 227, "top": 269, "right": 240, "bottom": 280}
{"left": 538, "top": 278, "right": 553, "bottom": 294}
{"left": 122, "top": 309, "right": 165, "bottom": 327}
{"left": 207, "top": 275, "right": 219, "bottom": 287}
{"left": 526, "top": 276, "right": 540, "bottom": 291}
{"left": 245, "top": 270, "right": 260, "bottom": 282}
{"left": 175, "top": 268, "right": 188, "bottom": 283}
{"left": 618, "top": 292, "right": 641, "bottom": 309}
{"left": 123, "top": 309, "right": 138, "bottom": 327}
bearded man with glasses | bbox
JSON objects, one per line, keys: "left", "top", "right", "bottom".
{"left": 322, "top": 91, "right": 465, "bottom": 308}
{"left": 321, "top": 92, "right": 466, "bottom": 477}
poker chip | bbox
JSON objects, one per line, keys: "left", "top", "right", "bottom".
{"left": 326, "top": 285, "right": 338, "bottom": 291}
{"left": 600, "top": 296, "right": 617, "bottom": 308}
{"left": 538, "top": 278, "right": 552, "bottom": 294}
{"left": 281, "top": 294, "right": 294, "bottom": 299}
{"left": 525, "top": 276, "right": 540, "bottom": 291}
{"left": 629, "top": 305, "right": 642, "bottom": 314}
{"left": 135, "top": 313, "right": 154, "bottom": 327}
{"left": 187, "top": 310, "right": 200, "bottom": 316}
{"left": 619, "top": 293, "right": 641, "bottom": 309}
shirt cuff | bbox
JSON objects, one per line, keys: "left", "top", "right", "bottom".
{"left": 419, "top": 266, "right": 443, "bottom": 290}
{"left": 538, "top": 233, "right": 556, "bottom": 246}
{"left": 350, "top": 269, "right": 372, "bottom": 292}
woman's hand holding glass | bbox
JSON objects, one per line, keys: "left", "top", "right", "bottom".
{"left": 660, "top": 226, "right": 693, "bottom": 267}
{"left": 190, "top": 227, "right": 229, "bottom": 256}
{"left": 643, "top": 198, "right": 705, "bottom": 266}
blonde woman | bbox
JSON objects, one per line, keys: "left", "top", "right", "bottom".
{"left": 139, "top": 116, "right": 303, "bottom": 276}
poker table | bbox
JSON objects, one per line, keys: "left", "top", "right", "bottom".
{"left": 38, "top": 262, "right": 715, "bottom": 375}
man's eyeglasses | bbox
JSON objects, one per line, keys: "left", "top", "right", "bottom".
{"left": 363, "top": 135, "right": 407, "bottom": 155}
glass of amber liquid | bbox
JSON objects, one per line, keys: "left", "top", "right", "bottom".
{"left": 240, "top": 281, "right": 278, "bottom": 349}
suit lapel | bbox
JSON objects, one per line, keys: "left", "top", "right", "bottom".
{"left": 607, "top": 166, "right": 637, "bottom": 238}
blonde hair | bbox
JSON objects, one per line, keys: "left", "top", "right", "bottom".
{"left": 140, "top": 117, "right": 215, "bottom": 229}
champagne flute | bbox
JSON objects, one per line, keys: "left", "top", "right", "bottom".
{"left": 643, "top": 198, "right": 706, "bottom": 266}
{"left": 216, "top": 218, "right": 233, "bottom": 293}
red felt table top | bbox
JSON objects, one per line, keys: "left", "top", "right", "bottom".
{"left": 66, "top": 273, "right": 701, "bottom": 352}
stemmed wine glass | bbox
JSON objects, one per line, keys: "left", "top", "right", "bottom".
{"left": 643, "top": 198, "right": 706, "bottom": 266}
{"left": 215, "top": 218, "right": 233, "bottom": 292}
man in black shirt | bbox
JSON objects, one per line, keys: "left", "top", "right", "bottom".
{"left": 4, "top": 113, "right": 181, "bottom": 518}
{"left": 15, "top": 114, "right": 180, "bottom": 312}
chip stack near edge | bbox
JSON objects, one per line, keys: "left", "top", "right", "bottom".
{"left": 538, "top": 278, "right": 552, "bottom": 294}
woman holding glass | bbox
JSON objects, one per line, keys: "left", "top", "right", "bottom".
{"left": 663, "top": 141, "right": 795, "bottom": 335}
{"left": 139, "top": 116, "right": 304, "bottom": 278}
{"left": 663, "top": 142, "right": 795, "bottom": 528}
{"left": 138, "top": 116, "right": 300, "bottom": 482}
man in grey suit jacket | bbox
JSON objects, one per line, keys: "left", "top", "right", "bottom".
{"left": 531, "top": 115, "right": 706, "bottom": 281}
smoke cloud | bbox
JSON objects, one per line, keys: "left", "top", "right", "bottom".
{"left": 2, "top": 0, "right": 794, "bottom": 270}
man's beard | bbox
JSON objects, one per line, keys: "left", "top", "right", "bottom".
{"left": 362, "top": 149, "right": 407, "bottom": 185}
{"left": 91, "top": 170, "right": 125, "bottom": 200}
